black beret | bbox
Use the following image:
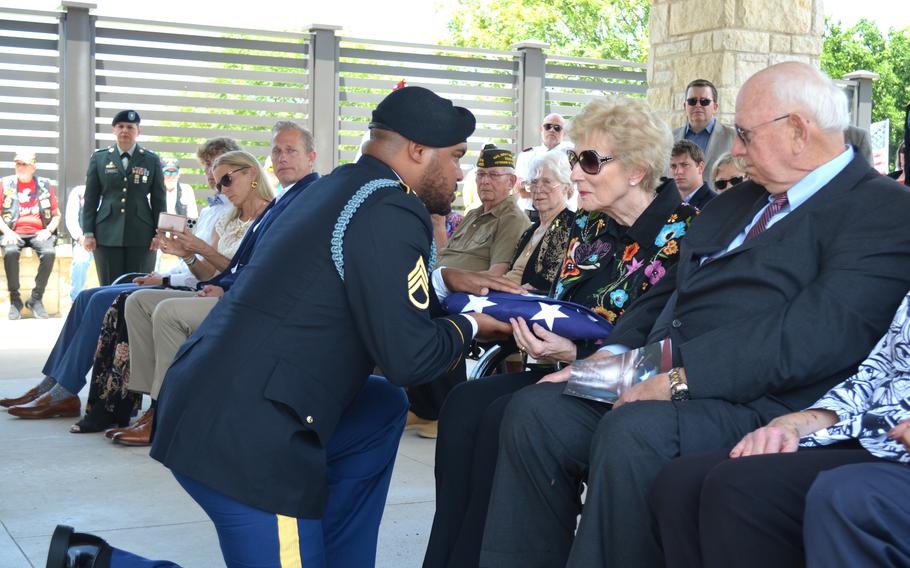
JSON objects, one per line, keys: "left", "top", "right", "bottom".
{"left": 370, "top": 87, "right": 475, "bottom": 148}
{"left": 112, "top": 110, "right": 140, "bottom": 126}
{"left": 476, "top": 144, "right": 514, "bottom": 168}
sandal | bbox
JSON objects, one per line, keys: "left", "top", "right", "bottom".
{"left": 69, "top": 405, "right": 126, "bottom": 434}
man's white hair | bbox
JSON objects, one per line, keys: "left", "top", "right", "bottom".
{"left": 766, "top": 63, "right": 849, "bottom": 133}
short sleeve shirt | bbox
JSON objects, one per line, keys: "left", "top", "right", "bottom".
{"left": 436, "top": 195, "right": 531, "bottom": 272}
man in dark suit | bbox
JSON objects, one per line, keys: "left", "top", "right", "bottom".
{"left": 479, "top": 62, "right": 910, "bottom": 568}
{"left": 672, "top": 79, "right": 736, "bottom": 187}
{"left": 45, "top": 87, "right": 519, "bottom": 568}
{"left": 670, "top": 139, "right": 717, "bottom": 210}
{"left": 81, "top": 110, "right": 166, "bottom": 285}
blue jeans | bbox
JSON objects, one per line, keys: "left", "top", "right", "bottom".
{"left": 43, "top": 284, "right": 142, "bottom": 393}
{"left": 69, "top": 243, "right": 93, "bottom": 301}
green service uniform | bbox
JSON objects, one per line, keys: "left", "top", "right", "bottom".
{"left": 82, "top": 144, "right": 166, "bottom": 285}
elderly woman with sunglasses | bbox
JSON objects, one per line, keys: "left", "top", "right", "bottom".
{"left": 711, "top": 151, "right": 748, "bottom": 193}
{"left": 69, "top": 150, "right": 274, "bottom": 435}
{"left": 423, "top": 96, "right": 699, "bottom": 568}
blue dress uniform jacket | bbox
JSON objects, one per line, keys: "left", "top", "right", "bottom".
{"left": 151, "top": 154, "right": 474, "bottom": 518}
{"left": 81, "top": 144, "right": 166, "bottom": 247}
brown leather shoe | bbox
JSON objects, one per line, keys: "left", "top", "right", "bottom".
{"left": 0, "top": 386, "right": 44, "bottom": 408}
{"left": 113, "top": 408, "right": 154, "bottom": 446}
{"left": 106, "top": 407, "right": 154, "bottom": 440}
{"left": 7, "top": 393, "right": 80, "bottom": 419}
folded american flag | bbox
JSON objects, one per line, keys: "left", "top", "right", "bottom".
{"left": 443, "top": 292, "right": 614, "bottom": 340}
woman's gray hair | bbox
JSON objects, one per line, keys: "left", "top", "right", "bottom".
{"left": 711, "top": 151, "right": 747, "bottom": 181}
{"left": 530, "top": 148, "right": 573, "bottom": 186}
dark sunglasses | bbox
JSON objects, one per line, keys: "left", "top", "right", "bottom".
{"left": 686, "top": 97, "right": 713, "bottom": 107}
{"left": 542, "top": 123, "right": 563, "bottom": 132}
{"left": 714, "top": 176, "right": 744, "bottom": 190}
{"left": 567, "top": 149, "right": 615, "bottom": 175}
{"left": 216, "top": 166, "right": 250, "bottom": 191}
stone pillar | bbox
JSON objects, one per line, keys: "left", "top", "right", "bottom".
{"left": 511, "top": 40, "right": 549, "bottom": 152}
{"left": 307, "top": 24, "right": 341, "bottom": 174}
{"left": 648, "top": 0, "right": 825, "bottom": 129}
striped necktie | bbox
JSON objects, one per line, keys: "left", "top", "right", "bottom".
{"left": 745, "top": 193, "right": 788, "bottom": 241}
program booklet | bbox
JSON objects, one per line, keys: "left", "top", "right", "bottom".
{"left": 563, "top": 338, "right": 673, "bottom": 404}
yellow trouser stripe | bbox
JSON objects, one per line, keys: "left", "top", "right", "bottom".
{"left": 276, "top": 514, "right": 302, "bottom": 568}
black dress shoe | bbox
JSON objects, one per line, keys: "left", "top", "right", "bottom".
{"left": 46, "top": 525, "right": 112, "bottom": 568}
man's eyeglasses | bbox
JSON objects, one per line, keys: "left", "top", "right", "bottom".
{"left": 567, "top": 149, "right": 616, "bottom": 175}
{"left": 542, "top": 123, "right": 563, "bottom": 132}
{"left": 734, "top": 113, "right": 791, "bottom": 146}
{"left": 475, "top": 171, "right": 513, "bottom": 182}
{"left": 686, "top": 97, "right": 713, "bottom": 107}
{"left": 714, "top": 176, "right": 744, "bottom": 190}
{"left": 216, "top": 166, "right": 250, "bottom": 191}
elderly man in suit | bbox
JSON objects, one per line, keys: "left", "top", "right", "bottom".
{"left": 479, "top": 61, "right": 910, "bottom": 568}
{"left": 82, "top": 110, "right": 166, "bottom": 285}
{"left": 45, "top": 87, "right": 521, "bottom": 568}
{"left": 673, "top": 79, "right": 736, "bottom": 187}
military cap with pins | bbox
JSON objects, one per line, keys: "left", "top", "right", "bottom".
{"left": 112, "top": 110, "right": 141, "bottom": 126}
{"left": 369, "top": 86, "right": 475, "bottom": 148}
{"left": 476, "top": 144, "right": 514, "bottom": 168}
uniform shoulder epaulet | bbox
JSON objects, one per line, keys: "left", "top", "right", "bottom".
{"left": 99, "top": 146, "right": 113, "bottom": 155}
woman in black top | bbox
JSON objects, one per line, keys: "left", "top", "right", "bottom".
{"left": 423, "top": 96, "right": 699, "bottom": 568}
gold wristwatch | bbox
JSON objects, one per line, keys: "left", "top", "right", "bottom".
{"left": 669, "top": 367, "right": 690, "bottom": 401}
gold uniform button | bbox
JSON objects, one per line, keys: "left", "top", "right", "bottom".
{"left": 123, "top": 177, "right": 127, "bottom": 182}
{"left": 120, "top": 208, "right": 125, "bottom": 213}
{"left": 122, "top": 188, "right": 127, "bottom": 192}
{"left": 306, "top": 416, "right": 314, "bottom": 424}
{"left": 121, "top": 198, "right": 126, "bottom": 203}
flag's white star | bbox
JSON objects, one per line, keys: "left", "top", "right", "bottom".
{"left": 461, "top": 295, "right": 497, "bottom": 313}
{"left": 530, "top": 302, "right": 569, "bottom": 330}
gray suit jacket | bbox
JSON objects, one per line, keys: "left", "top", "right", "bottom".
{"left": 673, "top": 122, "right": 736, "bottom": 186}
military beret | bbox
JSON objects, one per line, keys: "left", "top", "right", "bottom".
{"left": 112, "top": 110, "right": 140, "bottom": 126}
{"left": 370, "top": 86, "right": 475, "bottom": 148}
{"left": 476, "top": 144, "right": 514, "bottom": 168}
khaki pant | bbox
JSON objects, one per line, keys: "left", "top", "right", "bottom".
{"left": 125, "top": 289, "right": 217, "bottom": 398}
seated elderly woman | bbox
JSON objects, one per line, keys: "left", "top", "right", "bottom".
{"left": 503, "top": 149, "right": 575, "bottom": 292}
{"left": 651, "top": 288, "right": 910, "bottom": 568}
{"left": 0, "top": 138, "right": 241, "bottom": 420}
{"left": 711, "top": 151, "right": 748, "bottom": 193}
{"left": 423, "top": 96, "right": 699, "bottom": 568}
{"left": 69, "top": 150, "right": 274, "bottom": 434}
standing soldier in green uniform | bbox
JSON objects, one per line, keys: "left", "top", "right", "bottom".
{"left": 81, "top": 110, "right": 166, "bottom": 285}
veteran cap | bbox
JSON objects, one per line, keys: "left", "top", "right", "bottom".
{"left": 370, "top": 86, "right": 475, "bottom": 148}
{"left": 476, "top": 144, "right": 514, "bottom": 168}
{"left": 112, "top": 109, "right": 141, "bottom": 126}
{"left": 161, "top": 157, "right": 180, "bottom": 171}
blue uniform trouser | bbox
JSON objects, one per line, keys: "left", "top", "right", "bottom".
{"left": 43, "top": 284, "right": 139, "bottom": 394}
{"left": 109, "top": 375, "right": 409, "bottom": 568}
{"left": 804, "top": 461, "right": 910, "bottom": 568}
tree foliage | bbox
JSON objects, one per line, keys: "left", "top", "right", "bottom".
{"left": 444, "top": 0, "right": 650, "bottom": 62}
{"left": 822, "top": 18, "right": 910, "bottom": 159}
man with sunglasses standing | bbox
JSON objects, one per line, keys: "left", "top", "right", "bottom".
{"left": 673, "top": 79, "right": 735, "bottom": 187}
{"left": 514, "top": 114, "right": 574, "bottom": 220}
{"left": 81, "top": 110, "right": 167, "bottom": 285}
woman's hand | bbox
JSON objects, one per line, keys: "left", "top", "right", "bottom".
{"left": 511, "top": 317, "right": 577, "bottom": 363}
{"left": 888, "top": 418, "right": 910, "bottom": 453}
{"left": 170, "top": 229, "right": 210, "bottom": 255}
{"left": 730, "top": 421, "right": 801, "bottom": 458}
{"left": 156, "top": 229, "right": 191, "bottom": 258}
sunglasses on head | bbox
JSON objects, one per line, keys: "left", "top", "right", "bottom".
{"left": 567, "top": 149, "right": 615, "bottom": 175}
{"left": 686, "top": 97, "right": 713, "bottom": 107}
{"left": 216, "top": 166, "right": 250, "bottom": 191}
{"left": 714, "top": 176, "right": 744, "bottom": 190}
{"left": 542, "top": 123, "right": 563, "bottom": 132}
